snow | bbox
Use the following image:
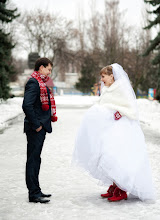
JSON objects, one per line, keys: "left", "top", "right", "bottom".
{"left": 137, "top": 98, "right": 160, "bottom": 133}
{"left": 0, "top": 98, "right": 23, "bottom": 131}
{"left": 0, "top": 96, "right": 160, "bottom": 219}
{"left": 0, "top": 104, "right": 160, "bottom": 219}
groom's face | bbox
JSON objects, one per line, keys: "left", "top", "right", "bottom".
{"left": 39, "top": 64, "right": 52, "bottom": 77}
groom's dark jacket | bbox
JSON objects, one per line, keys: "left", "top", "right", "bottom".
{"left": 22, "top": 78, "right": 52, "bottom": 133}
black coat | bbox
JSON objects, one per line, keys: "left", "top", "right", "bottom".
{"left": 22, "top": 78, "right": 52, "bottom": 133}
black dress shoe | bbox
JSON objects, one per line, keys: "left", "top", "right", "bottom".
{"left": 41, "top": 193, "right": 52, "bottom": 198}
{"left": 29, "top": 197, "right": 50, "bottom": 203}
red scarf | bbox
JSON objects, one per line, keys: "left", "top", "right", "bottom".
{"left": 31, "top": 71, "right": 57, "bottom": 119}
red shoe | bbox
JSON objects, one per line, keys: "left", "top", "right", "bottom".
{"left": 101, "top": 185, "right": 116, "bottom": 198}
{"left": 108, "top": 187, "right": 127, "bottom": 202}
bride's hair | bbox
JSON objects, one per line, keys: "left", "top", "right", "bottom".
{"left": 100, "top": 65, "right": 113, "bottom": 76}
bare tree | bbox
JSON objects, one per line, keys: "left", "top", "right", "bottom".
{"left": 11, "top": 0, "right": 155, "bottom": 94}
{"left": 122, "top": 3, "right": 155, "bottom": 94}
{"left": 100, "top": 0, "right": 128, "bottom": 65}
{"left": 87, "top": 0, "right": 101, "bottom": 50}
{"left": 16, "top": 9, "right": 78, "bottom": 81}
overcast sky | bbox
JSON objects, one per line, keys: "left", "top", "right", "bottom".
{"left": 12, "top": 0, "right": 145, "bottom": 28}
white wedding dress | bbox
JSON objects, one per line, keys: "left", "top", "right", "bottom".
{"left": 72, "top": 64, "right": 155, "bottom": 202}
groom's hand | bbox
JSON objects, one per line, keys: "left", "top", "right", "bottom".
{"left": 36, "top": 126, "right": 42, "bottom": 132}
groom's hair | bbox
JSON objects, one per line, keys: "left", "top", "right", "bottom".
{"left": 34, "top": 57, "right": 53, "bottom": 71}
{"left": 100, "top": 65, "right": 113, "bottom": 76}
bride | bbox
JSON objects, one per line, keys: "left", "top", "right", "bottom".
{"left": 72, "top": 63, "right": 155, "bottom": 202}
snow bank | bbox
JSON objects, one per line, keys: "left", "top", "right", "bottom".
{"left": 0, "top": 97, "right": 23, "bottom": 131}
{"left": 137, "top": 99, "right": 160, "bottom": 133}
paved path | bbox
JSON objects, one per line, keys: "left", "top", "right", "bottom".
{"left": 0, "top": 108, "right": 160, "bottom": 220}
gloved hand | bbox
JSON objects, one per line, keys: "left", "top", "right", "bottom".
{"left": 114, "top": 111, "right": 122, "bottom": 120}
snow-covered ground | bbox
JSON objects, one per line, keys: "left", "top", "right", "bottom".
{"left": 0, "top": 100, "right": 160, "bottom": 220}
{"left": 138, "top": 98, "right": 160, "bottom": 133}
{"left": 0, "top": 96, "right": 160, "bottom": 219}
{"left": 0, "top": 98, "right": 23, "bottom": 131}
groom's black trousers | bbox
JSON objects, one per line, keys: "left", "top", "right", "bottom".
{"left": 25, "top": 128, "right": 46, "bottom": 199}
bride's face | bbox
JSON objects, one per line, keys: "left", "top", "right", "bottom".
{"left": 101, "top": 73, "right": 114, "bottom": 87}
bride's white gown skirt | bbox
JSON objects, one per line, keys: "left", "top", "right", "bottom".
{"left": 72, "top": 105, "right": 155, "bottom": 201}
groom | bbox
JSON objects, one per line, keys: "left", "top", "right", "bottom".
{"left": 22, "top": 57, "right": 57, "bottom": 203}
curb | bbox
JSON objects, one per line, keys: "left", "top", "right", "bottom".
{"left": 0, "top": 113, "right": 23, "bottom": 134}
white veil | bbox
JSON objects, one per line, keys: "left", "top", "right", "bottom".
{"left": 111, "top": 63, "right": 136, "bottom": 99}
{"left": 111, "top": 63, "right": 139, "bottom": 120}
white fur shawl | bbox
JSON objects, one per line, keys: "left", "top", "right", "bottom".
{"left": 97, "top": 80, "right": 138, "bottom": 120}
